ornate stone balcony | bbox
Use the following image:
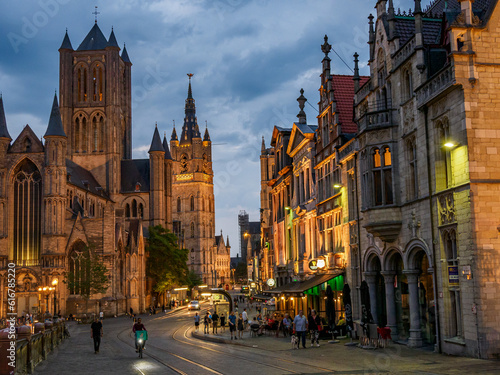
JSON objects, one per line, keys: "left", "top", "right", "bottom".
{"left": 416, "top": 64, "right": 455, "bottom": 108}
{"left": 392, "top": 37, "right": 416, "bottom": 70}
{"left": 362, "top": 206, "right": 402, "bottom": 243}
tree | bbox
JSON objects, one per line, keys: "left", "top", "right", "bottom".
{"left": 234, "top": 262, "right": 248, "bottom": 283}
{"left": 64, "top": 244, "right": 110, "bottom": 314}
{"left": 146, "top": 225, "right": 189, "bottom": 296}
{"left": 185, "top": 270, "right": 202, "bottom": 296}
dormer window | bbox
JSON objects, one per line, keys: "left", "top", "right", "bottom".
{"left": 135, "top": 182, "right": 141, "bottom": 192}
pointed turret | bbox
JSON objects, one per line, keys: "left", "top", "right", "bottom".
{"left": 226, "top": 235, "right": 230, "bottom": 248}
{"left": 261, "top": 136, "right": 265, "bottom": 152}
{"left": 353, "top": 52, "right": 360, "bottom": 92}
{"left": 162, "top": 133, "right": 172, "bottom": 160}
{"left": 44, "top": 93, "right": 67, "bottom": 138}
{"left": 77, "top": 23, "right": 109, "bottom": 51}
{"left": 149, "top": 124, "right": 164, "bottom": 153}
{"left": 121, "top": 44, "right": 131, "bottom": 63}
{"left": 180, "top": 74, "right": 202, "bottom": 145}
{"left": 108, "top": 28, "right": 119, "bottom": 48}
{"left": 296, "top": 89, "right": 307, "bottom": 124}
{"left": 388, "top": 0, "right": 396, "bottom": 41}
{"left": 203, "top": 126, "right": 211, "bottom": 142}
{"left": 368, "top": 14, "right": 375, "bottom": 61}
{"left": 0, "top": 95, "right": 11, "bottom": 140}
{"left": 59, "top": 30, "right": 73, "bottom": 50}
{"left": 171, "top": 125, "right": 178, "bottom": 141}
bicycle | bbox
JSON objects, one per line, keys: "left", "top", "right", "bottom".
{"left": 135, "top": 330, "right": 148, "bottom": 358}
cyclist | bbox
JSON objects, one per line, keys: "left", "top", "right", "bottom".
{"left": 132, "top": 318, "right": 147, "bottom": 352}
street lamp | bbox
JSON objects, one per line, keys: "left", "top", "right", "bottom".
{"left": 52, "top": 279, "right": 58, "bottom": 316}
{"left": 38, "top": 285, "right": 55, "bottom": 317}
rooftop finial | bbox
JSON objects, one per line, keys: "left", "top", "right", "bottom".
{"left": 187, "top": 73, "right": 194, "bottom": 99}
{"left": 173, "top": 119, "right": 175, "bottom": 128}
{"left": 321, "top": 35, "right": 332, "bottom": 57}
{"left": 92, "top": 6, "right": 100, "bottom": 24}
{"left": 296, "top": 88, "right": 307, "bottom": 124}
{"left": 155, "top": 121, "right": 157, "bottom": 128}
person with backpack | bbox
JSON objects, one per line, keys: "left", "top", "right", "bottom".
{"left": 211, "top": 311, "right": 219, "bottom": 334}
{"left": 203, "top": 311, "right": 210, "bottom": 334}
{"left": 228, "top": 311, "right": 237, "bottom": 340}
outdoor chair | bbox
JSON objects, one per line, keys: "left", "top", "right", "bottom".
{"left": 250, "top": 324, "right": 260, "bottom": 337}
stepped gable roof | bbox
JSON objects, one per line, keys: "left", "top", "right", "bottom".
{"left": 77, "top": 23, "right": 109, "bottom": 51}
{"left": 331, "top": 75, "right": 369, "bottom": 134}
{"left": 66, "top": 159, "right": 109, "bottom": 199}
{"left": 0, "top": 95, "right": 11, "bottom": 139}
{"left": 120, "top": 159, "right": 150, "bottom": 192}
{"left": 44, "top": 94, "right": 67, "bottom": 137}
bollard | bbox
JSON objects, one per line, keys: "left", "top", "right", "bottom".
{"left": 17, "top": 325, "right": 32, "bottom": 341}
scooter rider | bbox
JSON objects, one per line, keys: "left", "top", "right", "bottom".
{"left": 132, "top": 318, "right": 147, "bottom": 352}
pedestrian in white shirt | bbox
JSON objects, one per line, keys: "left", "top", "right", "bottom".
{"left": 293, "top": 310, "right": 308, "bottom": 349}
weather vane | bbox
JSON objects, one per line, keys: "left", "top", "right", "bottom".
{"left": 93, "top": 6, "right": 100, "bottom": 23}
{"left": 187, "top": 73, "right": 194, "bottom": 80}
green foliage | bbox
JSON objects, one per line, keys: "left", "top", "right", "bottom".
{"left": 234, "top": 262, "right": 247, "bottom": 283}
{"left": 146, "top": 225, "right": 189, "bottom": 291}
{"left": 64, "top": 244, "right": 110, "bottom": 301}
{"left": 185, "top": 270, "right": 202, "bottom": 290}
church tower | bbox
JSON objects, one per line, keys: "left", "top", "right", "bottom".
{"left": 171, "top": 75, "right": 216, "bottom": 286}
{"left": 58, "top": 23, "right": 132, "bottom": 198}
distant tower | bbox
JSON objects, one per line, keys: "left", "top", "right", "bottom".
{"left": 148, "top": 125, "right": 165, "bottom": 227}
{"left": 238, "top": 210, "right": 249, "bottom": 261}
{"left": 58, "top": 24, "right": 132, "bottom": 198}
{"left": 171, "top": 75, "right": 215, "bottom": 286}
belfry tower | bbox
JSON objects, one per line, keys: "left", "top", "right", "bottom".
{"left": 58, "top": 22, "right": 132, "bottom": 198}
{"left": 171, "top": 75, "right": 216, "bottom": 286}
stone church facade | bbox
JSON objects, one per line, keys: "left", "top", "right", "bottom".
{"left": 0, "top": 22, "right": 224, "bottom": 318}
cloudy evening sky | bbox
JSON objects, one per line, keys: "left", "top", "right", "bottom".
{"left": 1, "top": 0, "right": 420, "bottom": 256}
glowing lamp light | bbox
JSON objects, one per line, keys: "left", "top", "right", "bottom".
{"left": 333, "top": 183, "right": 342, "bottom": 188}
{"left": 174, "top": 287, "right": 188, "bottom": 291}
{"left": 444, "top": 142, "right": 455, "bottom": 148}
{"left": 52, "top": 279, "right": 58, "bottom": 286}
{"left": 291, "top": 297, "right": 294, "bottom": 301}
{"left": 281, "top": 296, "right": 285, "bottom": 300}
{"left": 201, "top": 293, "right": 212, "bottom": 297}
{"left": 199, "top": 285, "right": 208, "bottom": 288}
{"left": 285, "top": 206, "right": 291, "bottom": 210}
{"left": 316, "top": 259, "right": 326, "bottom": 269}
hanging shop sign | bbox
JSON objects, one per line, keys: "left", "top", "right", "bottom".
{"left": 309, "top": 259, "right": 326, "bottom": 271}
{"left": 266, "top": 278, "right": 275, "bottom": 287}
{"left": 448, "top": 266, "right": 459, "bottom": 286}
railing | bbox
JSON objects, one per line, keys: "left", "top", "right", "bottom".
{"left": 416, "top": 64, "right": 455, "bottom": 108}
{"left": 8, "top": 259, "right": 40, "bottom": 267}
{"left": 392, "top": 37, "right": 416, "bottom": 70}
{"left": 8, "top": 322, "right": 68, "bottom": 375}
{"left": 355, "top": 80, "right": 372, "bottom": 103}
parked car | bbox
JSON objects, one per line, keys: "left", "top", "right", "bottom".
{"left": 188, "top": 300, "right": 200, "bottom": 310}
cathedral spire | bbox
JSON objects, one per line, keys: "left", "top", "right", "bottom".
{"left": 261, "top": 136, "right": 265, "bottom": 152}
{"left": 44, "top": 93, "right": 66, "bottom": 138}
{"left": 0, "top": 95, "right": 11, "bottom": 140}
{"left": 121, "top": 43, "right": 131, "bottom": 63}
{"left": 108, "top": 28, "right": 119, "bottom": 48}
{"left": 171, "top": 122, "right": 178, "bottom": 141}
{"left": 180, "top": 74, "right": 201, "bottom": 146}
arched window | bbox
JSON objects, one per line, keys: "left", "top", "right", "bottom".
{"left": 190, "top": 196, "right": 195, "bottom": 211}
{"left": 177, "top": 197, "right": 181, "bottom": 212}
{"left": 125, "top": 204, "right": 130, "bottom": 217}
{"left": 372, "top": 147, "right": 393, "bottom": 206}
{"left": 13, "top": 159, "right": 42, "bottom": 264}
{"left": 68, "top": 241, "right": 90, "bottom": 295}
{"left": 82, "top": 117, "right": 87, "bottom": 152}
{"left": 406, "top": 138, "right": 418, "bottom": 200}
{"left": 404, "top": 69, "right": 413, "bottom": 100}
{"left": 93, "top": 116, "right": 98, "bottom": 152}
{"left": 139, "top": 203, "right": 144, "bottom": 218}
{"left": 437, "top": 118, "right": 452, "bottom": 189}
{"left": 92, "top": 63, "right": 104, "bottom": 102}
{"left": 201, "top": 196, "right": 205, "bottom": 211}
{"left": 190, "top": 222, "right": 195, "bottom": 238}
{"left": 75, "top": 64, "right": 88, "bottom": 103}
{"left": 132, "top": 199, "right": 137, "bottom": 217}
{"left": 75, "top": 117, "right": 80, "bottom": 152}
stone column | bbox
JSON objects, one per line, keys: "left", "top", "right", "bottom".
{"left": 381, "top": 271, "right": 398, "bottom": 341}
{"left": 363, "top": 272, "right": 378, "bottom": 325}
{"left": 404, "top": 270, "right": 423, "bottom": 347}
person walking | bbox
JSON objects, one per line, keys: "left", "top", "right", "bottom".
{"left": 237, "top": 313, "right": 244, "bottom": 339}
{"left": 99, "top": 310, "right": 104, "bottom": 321}
{"left": 211, "top": 311, "right": 219, "bottom": 334}
{"left": 293, "top": 310, "right": 308, "bottom": 349}
{"left": 228, "top": 311, "right": 237, "bottom": 340}
{"left": 194, "top": 312, "right": 200, "bottom": 333}
{"left": 242, "top": 308, "right": 248, "bottom": 330}
{"left": 203, "top": 311, "right": 210, "bottom": 334}
{"left": 220, "top": 313, "right": 226, "bottom": 333}
{"left": 129, "top": 307, "right": 134, "bottom": 318}
{"left": 90, "top": 317, "right": 103, "bottom": 354}
{"left": 308, "top": 309, "right": 321, "bottom": 347}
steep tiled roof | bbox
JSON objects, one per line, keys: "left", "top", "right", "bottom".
{"left": 121, "top": 45, "right": 131, "bottom": 63}
{"left": 66, "top": 159, "right": 109, "bottom": 199}
{"left": 44, "top": 94, "right": 67, "bottom": 137}
{"left": 108, "top": 29, "right": 119, "bottom": 48}
{"left": 120, "top": 159, "right": 150, "bottom": 192}
{"left": 77, "top": 23, "right": 109, "bottom": 51}
{"left": 59, "top": 30, "right": 73, "bottom": 50}
{"left": 162, "top": 135, "right": 172, "bottom": 160}
{"left": 425, "top": 0, "right": 494, "bottom": 16}
{"left": 149, "top": 126, "right": 164, "bottom": 153}
{"left": 394, "top": 18, "right": 443, "bottom": 45}
{"left": 332, "top": 75, "right": 369, "bottom": 134}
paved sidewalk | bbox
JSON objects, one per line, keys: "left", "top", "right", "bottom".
{"left": 191, "top": 300, "right": 500, "bottom": 374}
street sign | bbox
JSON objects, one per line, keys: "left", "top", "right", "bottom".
{"left": 448, "top": 266, "right": 459, "bottom": 286}
{"left": 266, "top": 278, "right": 275, "bottom": 287}
{"left": 309, "top": 259, "right": 326, "bottom": 271}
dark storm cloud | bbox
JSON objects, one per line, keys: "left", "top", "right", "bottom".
{"left": 0, "top": 0, "right": 421, "bottom": 255}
